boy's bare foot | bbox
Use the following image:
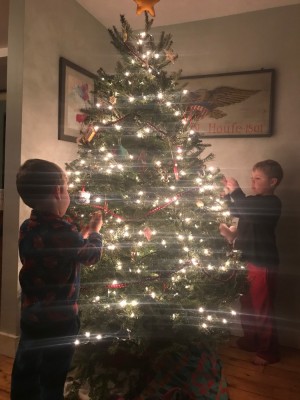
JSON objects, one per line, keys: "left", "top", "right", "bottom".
{"left": 252, "top": 355, "right": 268, "bottom": 366}
{"left": 252, "top": 353, "right": 280, "bottom": 365}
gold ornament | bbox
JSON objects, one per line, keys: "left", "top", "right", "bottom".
{"left": 77, "top": 127, "right": 97, "bottom": 144}
{"left": 133, "top": 0, "right": 160, "bottom": 17}
{"left": 196, "top": 199, "right": 205, "bottom": 208}
{"left": 164, "top": 49, "right": 178, "bottom": 64}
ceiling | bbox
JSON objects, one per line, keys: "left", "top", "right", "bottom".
{"left": 76, "top": 0, "right": 300, "bottom": 30}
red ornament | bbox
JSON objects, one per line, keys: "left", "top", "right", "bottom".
{"left": 143, "top": 226, "right": 152, "bottom": 241}
{"left": 173, "top": 163, "right": 179, "bottom": 180}
{"left": 107, "top": 282, "right": 127, "bottom": 289}
{"left": 76, "top": 113, "right": 87, "bottom": 123}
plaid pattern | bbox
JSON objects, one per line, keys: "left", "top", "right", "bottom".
{"left": 137, "top": 345, "right": 228, "bottom": 400}
{"left": 19, "top": 210, "right": 102, "bottom": 327}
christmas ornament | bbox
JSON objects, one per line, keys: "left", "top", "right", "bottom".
{"left": 78, "top": 189, "right": 91, "bottom": 204}
{"left": 173, "top": 162, "right": 179, "bottom": 181}
{"left": 133, "top": 0, "right": 160, "bottom": 17}
{"left": 109, "top": 95, "right": 117, "bottom": 105}
{"left": 143, "top": 226, "right": 152, "bottom": 241}
{"left": 118, "top": 144, "right": 129, "bottom": 157}
{"left": 85, "top": 129, "right": 96, "bottom": 143}
{"left": 76, "top": 113, "right": 87, "bottom": 123}
{"left": 164, "top": 49, "right": 178, "bottom": 64}
{"left": 196, "top": 199, "right": 204, "bottom": 208}
{"left": 78, "top": 126, "right": 97, "bottom": 144}
{"left": 107, "top": 282, "right": 127, "bottom": 289}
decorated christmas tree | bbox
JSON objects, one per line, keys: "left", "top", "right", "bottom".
{"left": 65, "top": 13, "right": 245, "bottom": 400}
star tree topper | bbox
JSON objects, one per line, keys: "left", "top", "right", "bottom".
{"left": 133, "top": 0, "right": 160, "bottom": 17}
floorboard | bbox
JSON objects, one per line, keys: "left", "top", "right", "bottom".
{"left": 1, "top": 340, "right": 300, "bottom": 399}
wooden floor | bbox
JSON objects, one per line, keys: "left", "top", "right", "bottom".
{"left": 1, "top": 341, "right": 300, "bottom": 399}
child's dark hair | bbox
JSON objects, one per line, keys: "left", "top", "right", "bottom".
{"left": 253, "top": 159, "right": 283, "bottom": 186}
{"left": 16, "top": 159, "right": 65, "bottom": 208}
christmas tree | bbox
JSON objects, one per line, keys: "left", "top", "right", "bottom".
{"left": 65, "top": 14, "right": 245, "bottom": 400}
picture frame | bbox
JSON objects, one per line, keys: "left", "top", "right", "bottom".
{"left": 180, "top": 69, "right": 274, "bottom": 138}
{"left": 58, "top": 57, "right": 96, "bottom": 142}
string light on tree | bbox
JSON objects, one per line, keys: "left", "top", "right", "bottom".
{"left": 64, "top": 12, "right": 246, "bottom": 399}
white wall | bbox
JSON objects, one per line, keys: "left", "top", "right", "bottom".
{"left": 151, "top": 5, "right": 300, "bottom": 348}
{"left": 0, "top": 0, "right": 116, "bottom": 356}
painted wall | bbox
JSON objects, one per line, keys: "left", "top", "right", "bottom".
{"left": 0, "top": 0, "right": 116, "bottom": 356}
{"left": 151, "top": 5, "right": 300, "bottom": 348}
{"left": 1, "top": 1, "right": 300, "bottom": 355}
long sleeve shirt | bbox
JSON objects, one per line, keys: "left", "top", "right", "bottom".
{"left": 225, "top": 188, "right": 281, "bottom": 267}
{"left": 18, "top": 210, "right": 102, "bottom": 331}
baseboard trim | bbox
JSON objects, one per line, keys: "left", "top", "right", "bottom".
{"left": 0, "top": 331, "right": 19, "bottom": 357}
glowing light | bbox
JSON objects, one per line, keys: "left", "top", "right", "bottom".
{"left": 85, "top": 332, "right": 90, "bottom": 338}
{"left": 96, "top": 334, "right": 102, "bottom": 340}
{"left": 74, "top": 339, "right": 80, "bottom": 345}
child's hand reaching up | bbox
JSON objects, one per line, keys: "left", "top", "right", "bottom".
{"left": 81, "top": 212, "right": 103, "bottom": 238}
{"left": 219, "top": 223, "right": 237, "bottom": 244}
{"left": 88, "top": 212, "right": 103, "bottom": 233}
{"left": 223, "top": 177, "right": 240, "bottom": 194}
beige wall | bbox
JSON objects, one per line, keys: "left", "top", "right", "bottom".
{"left": 152, "top": 5, "right": 300, "bottom": 348}
{"left": 0, "top": 0, "right": 116, "bottom": 356}
{"left": 1, "top": 1, "right": 300, "bottom": 356}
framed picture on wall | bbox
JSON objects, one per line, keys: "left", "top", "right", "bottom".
{"left": 58, "top": 57, "right": 96, "bottom": 142}
{"left": 180, "top": 69, "right": 274, "bottom": 138}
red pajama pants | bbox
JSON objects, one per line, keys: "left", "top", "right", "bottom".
{"left": 240, "top": 263, "right": 279, "bottom": 362}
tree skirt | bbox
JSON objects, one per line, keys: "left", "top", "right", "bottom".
{"left": 65, "top": 342, "right": 228, "bottom": 400}
{"left": 136, "top": 344, "right": 228, "bottom": 400}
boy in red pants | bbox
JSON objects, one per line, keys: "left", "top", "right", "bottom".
{"left": 219, "top": 159, "right": 283, "bottom": 365}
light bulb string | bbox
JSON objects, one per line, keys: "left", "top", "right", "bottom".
{"left": 88, "top": 186, "right": 201, "bottom": 221}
